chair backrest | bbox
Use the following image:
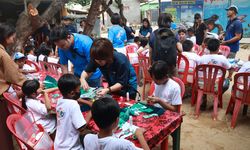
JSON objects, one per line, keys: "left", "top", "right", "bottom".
{"left": 25, "top": 60, "right": 40, "bottom": 73}
{"left": 39, "top": 61, "right": 62, "bottom": 76}
{"left": 138, "top": 55, "right": 152, "bottom": 81}
{"left": 195, "top": 64, "right": 226, "bottom": 94}
{"left": 6, "top": 112, "right": 54, "bottom": 150}
{"left": 3, "top": 92, "right": 26, "bottom": 114}
{"left": 126, "top": 45, "right": 137, "bottom": 55}
{"left": 177, "top": 53, "right": 190, "bottom": 84}
{"left": 219, "top": 45, "right": 230, "bottom": 58}
{"left": 232, "top": 72, "right": 250, "bottom": 103}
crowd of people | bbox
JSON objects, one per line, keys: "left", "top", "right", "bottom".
{"left": 0, "top": 3, "right": 249, "bottom": 150}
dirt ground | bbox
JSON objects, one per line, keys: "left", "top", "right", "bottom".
{"left": 146, "top": 47, "right": 250, "bottom": 150}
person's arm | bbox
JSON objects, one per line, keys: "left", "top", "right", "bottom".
{"left": 77, "top": 98, "right": 93, "bottom": 107}
{"left": 135, "top": 128, "right": 150, "bottom": 150}
{"left": 147, "top": 96, "right": 178, "bottom": 112}
{"left": 58, "top": 49, "right": 69, "bottom": 74}
{"left": 61, "top": 64, "right": 69, "bottom": 74}
{"left": 221, "top": 33, "right": 242, "bottom": 45}
{"left": 43, "top": 87, "right": 58, "bottom": 93}
{"left": 80, "top": 71, "right": 93, "bottom": 90}
{"left": 96, "top": 83, "right": 123, "bottom": 96}
{"left": 176, "top": 42, "right": 183, "bottom": 53}
{"left": 42, "top": 91, "right": 52, "bottom": 111}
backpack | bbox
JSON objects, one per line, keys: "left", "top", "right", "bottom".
{"left": 152, "top": 28, "right": 177, "bottom": 66}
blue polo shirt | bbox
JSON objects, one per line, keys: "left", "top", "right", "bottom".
{"left": 85, "top": 51, "right": 137, "bottom": 97}
{"left": 58, "top": 33, "right": 101, "bottom": 79}
{"left": 225, "top": 18, "right": 243, "bottom": 53}
{"left": 139, "top": 26, "right": 152, "bottom": 37}
{"left": 108, "top": 25, "right": 127, "bottom": 48}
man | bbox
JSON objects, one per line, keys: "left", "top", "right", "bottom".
{"left": 50, "top": 26, "right": 101, "bottom": 87}
{"left": 61, "top": 16, "right": 77, "bottom": 33}
{"left": 221, "top": 5, "right": 243, "bottom": 58}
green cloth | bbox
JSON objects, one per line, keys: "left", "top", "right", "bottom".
{"left": 43, "top": 75, "right": 58, "bottom": 89}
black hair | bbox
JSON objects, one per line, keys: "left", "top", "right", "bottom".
{"left": 203, "top": 37, "right": 211, "bottom": 45}
{"left": 187, "top": 28, "right": 194, "bottom": 34}
{"left": 207, "top": 38, "right": 220, "bottom": 52}
{"left": 178, "top": 29, "right": 186, "bottom": 34}
{"left": 24, "top": 45, "right": 35, "bottom": 55}
{"left": 21, "top": 80, "right": 40, "bottom": 110}
{"left": 134, "top": 36, "right": 140, "bottom": 43}
{"left": 111, "top": 13, "right": 121, "bottom": 25}
{"left": 142, "top": 18, "right": 151, "bottom": 28}
{"left": 149, "top": 60, "right": 170, "bottom": 80}
{"left": 140, "top": 37, "right": 148, "bottom": 48}
{"left": 91, "top": 97, "right": 120, "bottom": 130}
{"left": 50, "top": 26, "right": 70, "bottom": 43}
{"left": 194, "top": 13, "right": 201, "bottom": 19}
{"left": 58, "top": 74, "right": 81, "bottom": 97}
{"left": 0, "top": 23, "right": 16, "bottom": 45}
{"left": 182, "top": 40, "right": 194, "bottom": 52}
{"left": 158, "top": 13, "right": 173, "bottom": 28}
{"left": 36, "top": 43, "right": 52, "bottom": 62}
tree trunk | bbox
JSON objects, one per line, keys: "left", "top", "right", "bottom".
{"left": 101, "top": 0, "right": 114, "bottom": 17}
{"left": 84, "top": 0, "right": 103, "bottom": 36}
{"left": 115, "top": 0, "right": 127, "bottom": 24}
{"left": 14, "top": 0, "right": 69, "bottom": 53}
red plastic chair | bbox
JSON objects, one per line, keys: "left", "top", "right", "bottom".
{"left": 25, "top": 59, "right": 40, "bottom": 73}
{"left": 193, "top": 64, "right": 226, "bottom": 120}
{"left": 126, "top": 45, "right": 140, "bottom": 83}
{"left": 3, "top": 92, "right": 26, "bottom": 114}
{"left": 39, "top": 61, "right": 62, "bottom": 76}
{"left": 225, "top": 72, "right": 250, "bottom": 128}
{"left": 6, "top": 112, "right": 54, "bottom": 150}
{"left": 219, "top": 45, "right": 230, "bottom": 58}
{"left": 138, "top": 55, "right": 152, "bottom": 100}
{"left": 177, "top": 53, "right": 189, "bottom": 84}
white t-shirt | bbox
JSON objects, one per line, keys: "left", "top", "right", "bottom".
{"left": 187, "top": 36, "right": 196, "bottom": 45}
{"left": 23, "top": 64, "right": 36, "bottom": 71}
{"left": 84, "top": 134, "right": 141, "bottom": 150}
{"left": 27, "top": 54, "right": 37, "bottom": 62}
{"left": 54, "top": 99, "right": 86, "bottom": 150}
{"left": 25, "top": 98, "right": 56, "bottom": 134}
{"left": 38, "top": 55, "right": 59, "bottom": 64}
{"left": 198, "top": 54, "right": 231, "bottom": 70}
{"left": 153, "top": 79, "right": 182, "bottom": 108}
{"left": 127, "top": 53, "right": 138, "bottom": 64}
{"left": 238, "top": 61, "right": 250, "bottom": 73}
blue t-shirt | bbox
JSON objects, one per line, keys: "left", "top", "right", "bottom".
{"left": 225, "top": 18, "right": 243, "bottom": 53}
{"left": 139, "top": 26, "right": 152, "bottom": 37}
{"left": 85, "top": 51, "right": 137, "bottom": 97}
{"left": 108, "top": 25, "right": 127, "bottom": 48}
{"left": 58, "top": 33, "right": 101, "bottom": 79}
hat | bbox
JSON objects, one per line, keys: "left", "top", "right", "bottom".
{"left": 226, "top": 5, "right": 238, "bottom": 14}
{"left": 14, "top": 52, "right": 26, "bottom": 60}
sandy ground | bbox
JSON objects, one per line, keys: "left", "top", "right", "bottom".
{"left": 139, "top": 48, "right": 250, "bottom": 150}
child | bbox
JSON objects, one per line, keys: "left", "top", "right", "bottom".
{"left": 37, "top": 43, "right": 59, "bottom": 63}
{"left": 137, "top": 37, "right": 149, "bottom": 56}
{"left": 55, "top": 74, "right": 91, "bottom": 150}
{"left": 130, "top": 36, "right": 140, "bottom": 49}
{"left": 148, "top": 61, "right": 182, "bottom": 112}
{"left": 21, "top": 80, "right": 57, "bottom": 135}
{"left": 108, "top": 13, "right": 127, "bottom": 55}
{"left": 84, "top": 97, "right": 150, "bottom": 150}
{"left": 201, "top": 38, "right": 211, "bottom": 55}
{"left": 176, "top": 29, "right": 187, "bottom": 53}
{"left": 24, "top": 45, "right": 37, "bottom": 62}
{"left": 181, "top": 40, "right": 200, "bottom": 83}
{"left": 14, "top": 52, "right": 36, "bottom": 74}
{"left": 187, "top": 27, "right": 196, "bottom": 44}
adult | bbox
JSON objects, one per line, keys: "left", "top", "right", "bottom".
{"left": 122, "top": 22, "right": 135, "bottom": 43}
{"left": 139, "top": 18, "right": 152, "bottom": 38}
{"left": 221, "top": 5, "right": 243, "bottom": 58}
{"left": 193, "top": 13, "right": 208, "bottom": 46}
{"left": 0, "top": 23, "right": 26, "bottom": 150}
{"left": 149, "top": 13, "right": 177, "bottom": 75}
{"left": 81, "top": 38, "right": 137, "bottom": 99}
{"left": 108, "top": 13, "right": 127, "bottom": 55}
{"left": 61, "top": 16, "right": 77, "bottom": 33}
{"left": 50, "top": 26, "right": 101, "bottom": 87}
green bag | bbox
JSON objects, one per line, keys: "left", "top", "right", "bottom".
{"left": 43, "top": 75, "right": 58, "bottom": 89}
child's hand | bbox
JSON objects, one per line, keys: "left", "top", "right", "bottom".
{"left": 135, "top": 128, "right": 146, "bottom": 137}
{"left": 147, "top": 96, "right": 160, "bottom": 104}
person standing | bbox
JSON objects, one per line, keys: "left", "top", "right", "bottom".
{"left": 108, "top": 13, "right": 127, "bottom": 55}
{"left": 193, "top": 13, "right": 208, "bottom": 46}
{"left": 50, "top": 26, "right": 101, "bottom": 87}
{"left": 221, "top": 5, "right": 243, "bottom": 58}
{"left": 0, "top": 23, "right": 26, "bottom": 150}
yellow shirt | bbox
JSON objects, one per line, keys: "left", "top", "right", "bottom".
{"left": 0, "top": 44, "right": 26, "bottom": 95}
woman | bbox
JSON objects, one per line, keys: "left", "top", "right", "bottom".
{"left": 81, "top": 38, "right": 137, "bottom": 99}
{"left": 0, "top": 23, "right": 26, "bottom": 150}
{"left": 193, "top": 13, "right": 208, "bottom": 46}
{"left": 139, "top": 18, "right": 152, "bottom": 38}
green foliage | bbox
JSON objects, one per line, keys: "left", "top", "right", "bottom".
{"left": 69, "top": 0, "right": 91, "bottom": 6}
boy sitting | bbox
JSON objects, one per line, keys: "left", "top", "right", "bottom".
{"left": 84, "top": 97, "right": 150, "bottom": 150}
{"left": 24, "top": 45, "right": 37, "bottom": 62}
{"left": 187, "top": 28, "right": 196, "bottom": 44}
{"left": 55, "top": 74, "right": 91, "bottom": 150}
{"left": 14, "top": 52, "right": 36, "bottom": 74}
{"left": 148, "top": 61, "right": 182, "bottom": 112}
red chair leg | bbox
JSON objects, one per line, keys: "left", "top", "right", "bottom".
{"left": 213, "top": 95, "right": 219, "bottom": 120}
{"left": 218, "top": 93, "right": 223, "bottom": 108}
{"left": 161, "top": 137, "right": 169, "bottom": 150}
{"left": 195, "top": 90, "right": 203, "bottom": 118}
{"left": 226, "top": 96, "right": 234, "bottom": 115}
{"left": 231, "top": 100, "right": 242, "bottom": 128}
{"left": 142, "top": 80, "right": 146, "bottom": 100}
{"left": 191, "top": 83, "right": 197, "bottom": 106}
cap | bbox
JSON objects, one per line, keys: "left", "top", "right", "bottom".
{"left": 226, "top": 5, "right": 238, "bottom": 14}
{"left": 14, "top": 52, "right": 26, "bottom": 60}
